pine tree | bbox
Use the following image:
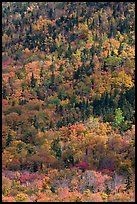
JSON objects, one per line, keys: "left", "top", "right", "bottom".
{"left": 34, "top": 115, "right": 39, "bottom": 129}
{"left": 6, "top": 133, "right": 12, "bottom": 146}
{"left": 31, "top": 72, "right": 36, "bottom": 88}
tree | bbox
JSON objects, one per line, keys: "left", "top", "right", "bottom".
{"left": 31, "top": 72, "right": 36, "bottom": 88}
{"left": 33, "top": 115, "right": 39, "bottom": 129}
{"left": 48, "top": 8, "right": 53, "bottom": 19}
{"left": 51, "top": 138, "right": 62, "bottom": 158}
{"left": 113, "top": 108, "right": 124, "bottom": 129}
{"left": 6, "top": 133, "right": 12, "bottom": 147}
{"left": 2, "top": 85, "right": 8, "bottom": 99}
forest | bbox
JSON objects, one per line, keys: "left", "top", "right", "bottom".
{"left": 2, "top": 2, "right": 135, "bottom": 202}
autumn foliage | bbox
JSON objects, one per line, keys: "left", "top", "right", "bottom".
{"left": 2, "top": 2, "right": 135, "bottom": 202}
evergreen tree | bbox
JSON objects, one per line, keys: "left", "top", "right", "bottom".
{"left": 31, "top": 72, "right": 36, "bottom": 88}
{"left": 6, "top": 133, "right": 12, "bottom": 146}
{"left": 34, "top": 115, "right": 39, "bottom": 129}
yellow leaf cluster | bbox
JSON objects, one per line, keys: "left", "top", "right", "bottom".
{"left": 33, "top": 17, "right": 54, "bottom": 31}
{"left": 112, "top": 71, "right": 134, "bottom": 90}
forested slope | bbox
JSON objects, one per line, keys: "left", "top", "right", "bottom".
{"left": 2, "top": 2, "right": 135, "bottom": 202}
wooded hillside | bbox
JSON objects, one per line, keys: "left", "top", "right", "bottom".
{"left": 2, "top": 2, "right": 135, "bottom": 202}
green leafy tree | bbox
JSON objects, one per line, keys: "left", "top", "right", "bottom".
{"left": 113, "top": 108, "right": 124, "bottom": 129}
